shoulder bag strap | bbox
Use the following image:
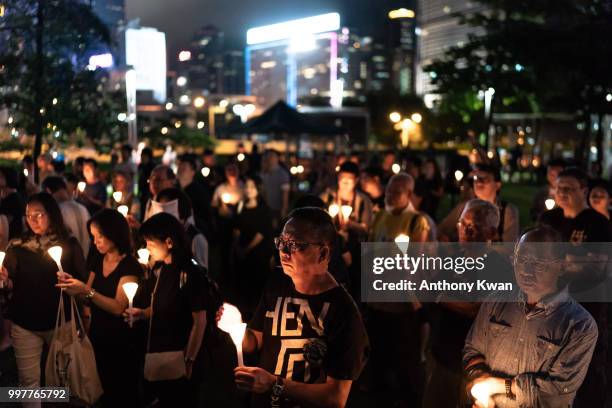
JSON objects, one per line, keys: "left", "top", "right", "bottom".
{"left": 146, "top": 267, "right": 162, "bottom": 353}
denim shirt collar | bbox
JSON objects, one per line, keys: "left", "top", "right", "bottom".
{"left": 519, "top": 286, "right": 570, "bottom": 317}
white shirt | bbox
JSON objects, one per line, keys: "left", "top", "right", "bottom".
{"left": 59, "top": 200, "right": 90, "bottom": 258}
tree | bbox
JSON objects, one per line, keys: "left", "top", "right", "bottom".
{"left": 0, "top": 0, "right": 113, "bottom": 180}
{"left": 424, "top": 0, "right": 612, "bottom": 161}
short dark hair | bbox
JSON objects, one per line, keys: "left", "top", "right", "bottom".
{"left": 293, "top": 195, "right": 326, "bottom": 210}
{"left": 557, "top": 167, "right": 588, "bottom": 189}
{"left": 25, "top": 192, "right": 69, "bottom": 239}
{"left": 22, "top": 155, "right": 33, "bottom": 166}
{"left": 64, "top": 173, "right": 78, "bottom": 185}
{"left": 362, "top": 166, "right": 384, "bottom": 180}
{"left": 152, "top": 165, "right": 176, "bottom": 181}
{"left": 141, "top": 147, "right": 153, "bottom": 159}
{"left": 121, "top": 144, "right": 133, "bottom": 153}
{"left": 547, "top": 158, "right": 565, "bottom": 169}
{"left": 157, "top": 187, "right": 193, "bottom": 220}
{"left": 338, "top": 161, "right": 360, "bottom": 178}
{"left": 83, "top": 158, "right": 98, "bottom": 169}
{"left": 140, "top": 213, "right": 193, "bottom": 267}
{"left": 589, "top": 178, "right": 611, "bottom": 196}
{"left": 286, "top": 207, "right": 336, "bottom": 250}
{"left": 178, "top": 154, "right": 198, "bottom": 172}
{"left": 41, "top": 176, "right": 67, "bottom": 193}
{"left": 88, "top": 209, "right": 133, "bottom": 255}
{"left": 473, "top": 163, "right": 501, "bottom": 182}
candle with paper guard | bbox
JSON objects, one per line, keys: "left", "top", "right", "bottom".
{"left": 545, "top": 198, "right": 555, "bottom": 210}
{"left": 0, "top": 251, "right": 5, "bottom": 289}
{"left": 77, "top": 182, "right": 86, "bottom": 193}
{"left": 471, "top": 381, "right": 492, "bottom": 408}
{"left": 328, "top": 204, "right": 340, "bottom": 218}
{"left": 118, "top": 205, "right": 129, "bottom": 217}
{"left": 340, "top": 205, "right": 352, "bottom": 222}
{"left": 217, "top": 302, "right": 246, "bottom": 366}
{"left": 137, "top": 248, "right": 150, "bottom": 265}
{"left": 394, "top": 234, "right": 410, "bottom": 254}
{"left": 221, "top": 193, "right": 232, "bottom": 204}
{"left": 47, "top": 246, "right": 63, "bottom": 272}
{"left": 113, "top": 191, "right": 123, "bottom": 203}
{"left": 122, "top": 282, "right": 139, "bottom": 327}
{"left": 201, "top": 167, "right": 211, "bottom": 178}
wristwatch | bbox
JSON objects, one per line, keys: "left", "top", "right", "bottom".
{"left": 505, "top": 378, "right": 515, "bottom": 399}
{"left": 85, "top": 289, "right": 96, "bottom": 300}
{"left": 271, "top": 376, "right": 285, "bottom": 398}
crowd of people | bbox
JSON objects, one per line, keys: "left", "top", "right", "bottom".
{"left": 0, "top": 143, "right": 609, "bottom": 408}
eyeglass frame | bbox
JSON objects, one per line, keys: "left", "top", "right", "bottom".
{"left": 274, "top": 237, "right": 327, "bottom": 255}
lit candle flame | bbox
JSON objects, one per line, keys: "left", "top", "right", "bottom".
{"left": 237, "top": 153, "right": 245, "bottom": 162}
{"left": 471, "top": 381, "right": 492, "bottom": 408}
{"left": 201, "top": 167, "right": 211, "bottom": 177}
{"left": 113, "top": 191, "right": 123, "bottom": 203}
{"left": 454, "top": 170, "right": 464, "bottom": 182}
{"left": 328, "top": 204, "right": 340, "bottom": 218}
{"left": 217, "top": 302, "right": 246, "bottom": 366}
{"left": 545, "top": 198, "right": 555, "bottom": 210}
{"left": 0, "top": 251, "right": 5, "bottom": 289}
{"left": 394, "top": 234, "right": 410, "bottom": 254}
{"left": 47, "top": 246, "right": 63, "bottom": 272}
{"left": 23, "top": 169, "right": 29, "bottom": 178}
{"left": 77, "top": 182, "right": 86, "bottom": 192}
{"left": 392, "top": 163, "right": 401, "bottom": 174}
{"left": 122, "top": 282, "right": 139, "bottom": 328}
{"left": 137, "top": 248, "right": 150, "bottom": 265}
{"left": 221, "top": 193, "right": 232, "bottom": 204}
{"left": 341, "top": 205, "right": 353, "bottom": 221}
{"left": 118, "top": 205, "right": 129, "bottom": 217}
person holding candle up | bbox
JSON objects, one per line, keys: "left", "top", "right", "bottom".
{"left": 123, "top": 213, "right": 213, "bottom": 408}
{"left": 463, "top": 227, "right": 597, "bottom": 407}
{"left": 56, "top": 209, "right": 141, "bottom": 407}
{"left": 0, "top": 192, "right": 86, "bottom": 401}
{"left": 77, "top": 158, "right": 108, "bottom": 215}
{"left": 225, "top": 207, "right": 369, "bottom": 408}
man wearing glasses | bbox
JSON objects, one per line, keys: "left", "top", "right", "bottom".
{"left": 463, "top": 227, "right": 597, "bottom": 407}
{"left": 229, "top": 207, "right": 369, "bottom": 408}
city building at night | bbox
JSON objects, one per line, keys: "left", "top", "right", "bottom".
{"left": 415, "top": 0, "right": 486, "bottom": 106}
{"left": 246, "top": 13, "right": 345, "bottom": 109}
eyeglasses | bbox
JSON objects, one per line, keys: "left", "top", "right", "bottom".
{"left": 457, "top": 220, "right": 480, "bottom": 234}
{"left": 557, "top": 186, "right": 579, "bottom": 194}
{"left": 274, "top": 237, "right": 326, "bottom": 255}
{"left": 26, "top": 212, "right": 46, "bottom": 222}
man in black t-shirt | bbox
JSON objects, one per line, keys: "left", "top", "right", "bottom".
{"left": 538, "top": 167, "right": 610, "bottom": 408}
{"left": 227, "top": 207, "right": 369, "bottom": 408}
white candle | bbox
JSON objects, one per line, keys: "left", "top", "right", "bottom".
{"left": 201, "top": 167, "right": 211, "bottom": 178}
{"left": 0, "top": 251, "right": 5, "bottom": 289}
{"left": 47, "top": 246, "right": 63, "bottom": 273}
{"left": 77, "top": 182, "right": 86, "bottom": 193}
{"left": 221, "top": 193, "right": 232, "bottom": 204}
{"left": 217, "top": 302, "right": 246, "bottom": 366}
{"left": 471, "top": 381, "right": 491, "bottom": 408}
{"left": 392, "top": 163, "right": 401, "bottom": 174}
{"left": 23, "top": 169, "right": 29, "bottom": 178}
{"left": 328, "top": 204, "right": 340, "bottom": 218}
{"left": 122, "top": 282, "right": 139, "bottom": 328}
{"left": 454, "top": 170, "right": 464, "bottom": 182}
{"left": 394, "top": 234, "right": 410, "bottom": 255}
{"left": 545, "top": 198, "right": 555, "bottom": 210}
{"left": 113, "top": 191, "right": 123, "bottom": 203}
{"left": 340, "top": 205, "right": 353, "bottom": 222}
{"left": 137, "top": 248, "right": 150, "bottom": 265}
{"left": 118, "top": 205, "right": 129, "bottom": 217}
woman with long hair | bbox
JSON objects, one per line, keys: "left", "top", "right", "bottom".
{"left": 125, "top": 213, "right": 210, "bottom": 408}
{"left": 0, "top": 192, "right": 86, "bottom": 398}
{"left": 57, "top": 209, "right": 141, "bottom": 407}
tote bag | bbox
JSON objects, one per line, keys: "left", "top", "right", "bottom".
{"left": 143, "top": 267, "right": 186, "bottom": 381}
{"left": 45, "top": 294, "right": 103, "bottom": 405}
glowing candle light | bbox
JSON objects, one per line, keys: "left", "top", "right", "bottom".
{"left": 0, "top": 251, "right": 5, "bottom": 289}
{"left": 201, "top": 167, "right": 211, "bottom": 177}
{"left": 77, "top": 182, "right": 86, "bottom": 192}
{"left": 122, "top": 282, "right": 139, "bottom": 328}
{"left": 328, "top": 204, "right": 340, "bottom": 218}
{"left": 394, "top": 234, "right": 410, "bottom": 254}
{"left": 113, "top": 191, "right": 123, "bottom": 203}
{"left": 471, "top": 381, "right": 492, "bottom": 408}
{"left": 217, "top": 302, "right": 246, "bottom": 366}
{"left": 47, "top": 246, "right": 64, "bottom": 273}
{"left": 237, "top": 153, "right": 245, "bottom": 162}
{"left": 137, "top": 248, "right": 150, "bottom": 265}
{"left": 118, "top": 205, "right": 129, "bottom": 217}
{"left": 340, "top": 205, "right": 353, "bottom": 221}
{"left": 221, "top": 193, "right": 232, "bottom": 204}
{"left": 545, "top": 198, "right": 555, "bottom": 210}
{"left": 392, "top": 163, "right": 401, "bottom": 174}
{"left": 454, "top": 170, "right": 464, "bottom": 182}
{"left": 23, "top": 169, "right": 29, "bottom": 178}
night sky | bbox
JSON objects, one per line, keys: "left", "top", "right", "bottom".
{"left": 126, "top": 0, "right": 397, "bottom": 61}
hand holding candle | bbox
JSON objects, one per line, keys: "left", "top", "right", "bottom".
{"left": 340, "top": 205, "right": 352, "bottom": 223}
{"left": 113, "top": 191, "right": 123, "bottom": 203}
{"left": 118, "top": 205, "right": 129, "bottom": 217}
{"left": 137, "top": 248, "right": 150, "bottom": 265}
{"left": 0, "top": 251, "right": 6, "bottom": 289}
{"left": 221, "top": 193, "right": 232, "bottom": 205}
{"left": 122, "top": 282, "right": 139, "bottom": 328}
{"left": 328, "top": 204, "right": 340, "bottom": 218}
{"left": 217, "top": 302, "right": 246, "bottom": 366}
{"left": 77, "top": 182, "right": 86, "bottom": 193}
{"left": 544, "top": 198, "right": 555, "bottom": 210}
{"left": 48, "top": 245, "right": 63, "bottom": 273}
